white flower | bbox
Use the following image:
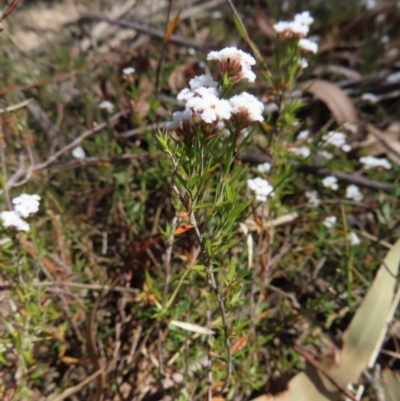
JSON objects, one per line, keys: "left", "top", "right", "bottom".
{"left": 322, "top": 131, "right": 350, "bottom": 152}
{"left": 166, "top": 109, "right": 192, "bottom": 130}
{"left": 72, "top": 146, "right": 86, "bottom": 160}
{"left": 298, "top": 58, "right": 309, "bottom": 69}
{"left": 305, "top": 190, "right": 321, "bottom": 207}
{"left": 211, "top": 10, "right": 222, "bottom": 19}
{"left": 297, "top": 130, "right": 310, "bottom": 141}
{"left": 207, "top": 47, "right": 256, "bottom": 83}
{"left": 186, "top": 88, "right": 232, "bottom": 123}
{"left": 247, "top": 177, "right": 274, "bottom": 202}
{"left": 343, "top": 122, "right": 358, "bottom": 134}
{"left": 273, "top": 20, "right": 309, "bottom": 36}
{"left": 345, "top": 185, "right": 363, "bottom": 202}
{"left": 229, "top": 92, "right": 264, "bottom": 122}
{"left": 257, "top": 162, "right": 271, "bottom": 173}
{"left": 348, "top": 232, "right": 361, "bottom": 246}
{"left": 386, "top": 71, "right": 400, "bottom": 84}
{"left": 323, "top": 216, "right": 337, "bottom": 228}
{"left": 0, "top": 211, "right": 29, "bottom": 232}
{"left": 322, "top": 176, "right": 339, "bottom": 190}
{"left": 359, "top": 156, "right": 392, "bottom": 170}
{"left": 207, "top": 47, "right": 256, "bottom": 66}
{"left": 122, "top": 67, "right": 135, "bottom": 75}
{"left": 318, "top": 150, "right": 333, "bottom": 160}
{"left": 98, "top": 100, "right": 114, "bottom": 113}
{"left": 294, "top": 11, "right": 314, "bottom": 26}
{"left": 239, "top": 62, "right": 256, "bottom": 83}
{"left": 12, "top": 194, "right": 41, "bottom": 218}
{"left": 361, "top": 93, "right": 379, "bottom": 103}
{"left": 189, "top": 74, "right": 218, "bottom": 90}
{"left": 288, "top": 146, "right": 311, "bottom": 158}
{"left": 298, "top": 38, "right": 318, "bottom": 53}
{"left": 188, "top": 47, "right": 196, "bottom": 56}
{"left": 177, "top": 86, "right": 217, "bottom": 102}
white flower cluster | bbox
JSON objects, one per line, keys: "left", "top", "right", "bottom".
{"left": 322, "top": 176, "right": 339, "bottom": 190}
{"left": 247, "top": 177, "right": 274, "bottom": 202}
{"left": 207, "top": 47, "right": 256, "bottom": 83}
{"left": 348, "top": 231, "right": 361, "bottom": 246}
{"left": 273, "top": 11, "right": 318, "bottom": 55}
{"left": 72, "top": 146, "right": 86, "bottom": 160}
{"left": 273, "top": 11, "right": 314, "bottom": 37}
{"left": 322, "top": 131, "right": 351, "bottom": 152}
{"left": 167, "top": 48, "right": 264, "bottom": 132}
{"left": 345, "top": 185, "right": 363, "bottom": 202}
{"left": 359, "top": 156, "right": 392, "bottom": 170}
{"left": 305, "top": 190, "right": 321, "bottom": 207}
{"left": 98, "top": 100, "right": 114, "bottom": 113}
{"left": 323, "top": 216, "right": 337, "bottom": 228}
{"left": 0, "top": 194, "right": 41, "bottom": 232}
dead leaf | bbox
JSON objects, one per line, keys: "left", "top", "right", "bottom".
{"left": 354, "top": 123, "right": 400, "bottom": 166}
{"left": 174, "top": 224, "right": 193, "bottom": 235}
{"left": 254, "top": 1, "right": 276, "bottom": 38}
{"left": 382, "top": 369, "right": 400, "bottom": 401}
{"left": 252, "top": 237, "right": 400, "bottom": 401}
{"left": 298, "top": 79, "right": 358, "bottom": 129}
{"left": 164, "top": 12, "right": 181, "bottom": 44}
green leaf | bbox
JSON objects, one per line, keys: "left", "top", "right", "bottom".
{"left": 191, "top": 265, "right": 206, "bottom": 271}
{"left": 156, "top": 132, "right": 169, "bottom": 153}
{"left": 192, "top": 203, "right": 214, "bottom": 210}
{"left": 226, "top": 198, "right": 253, "bottom": 222}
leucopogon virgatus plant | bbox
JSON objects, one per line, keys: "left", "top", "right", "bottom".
{"left": 156, "top": 12, "right": 320, "bottom": 389}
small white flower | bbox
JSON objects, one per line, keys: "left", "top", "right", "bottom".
{"left": 189, "top": 74, "right": 218, "bottom": 90}
{"left": 298, "top": 38, "right": 318, "bottom": 53}
{"left": 72, "top": 146, "right": 86, "bottom": 160}
{"left": 188, "top": 47, "right": 196, "bottom": 56}
{"left": 305, "top": 190, "right": 320, "bottom": 207}
{"left": 98, "top": 100, "right": 114, "bottom": 113}
{"left": 294, "top": 11, "right": 314, "bottom": 26}
{"left": 207, "top": 47, "right": 256, "bottom": 66}
{"left": 177, "top": 86, "right": 217, "bottom": 102}
{"left": 297, "top": 130, "right": 310, "bottom": 141}
{"left": 0, "top": 211, "right": 29, "bottom": 232}
{"left": 288, "top": 146, "right": 311, "bottom": 158}
{"left": 12, "top": 194, "right": 41, "bottom": 218}
{"left": 247, "top": 177, "right": 274, "bottom": 202}
{"left": 345, "top": 185, "right": 363, "bottom": 202}
{"left": 359, "top": 156, "right": 392, "bottom": 170}
{"left": 386, "top": 71, "right": 400, "bottom": 84}
{"left": 322, "top": 176, "right": 339, "bottom": 190}
{"left": 211, "top": 10, "right": 223, "bottom": 19}
{"left": 298, "top": 58, "right": 309, "bottom": 69}
{"left": 361, "top": 93, "right": 379, "bottom": 103}
{"left": 239, "top": 62, "right": 256, "bottom": 83}
{"left": 229, "top": 92, "right": 264, "bottom": 122}
{"left": 257, "top": 162, "right": 271, "bottom": 173}
{"left": 207, "top": 47, "right": 256, "bottom": 83}
{"left": 348, "top": 231, "right": 361, "bottom": 246}
{"left": 343, "top": 122, "right": 358, "bottom": 134}
{"left": 166, "top": 109, "right": 192, "bottom": 130}
{"left": 323, "top": 216, "right": 337, "bottom": 228}
{"left": 318, "top": 150, "right": 334, "bottom": 160}
{"left": 273, "top": 20, "right": 309, "bottom": 36}
{"left": 323, "top": 131, "right": 346, "bottom": 146}
{"left": 186, "top": 88, "right": 232, "bottom": 123}
{"left": 122, "top": 67, "right": 135, "bottom": 75}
